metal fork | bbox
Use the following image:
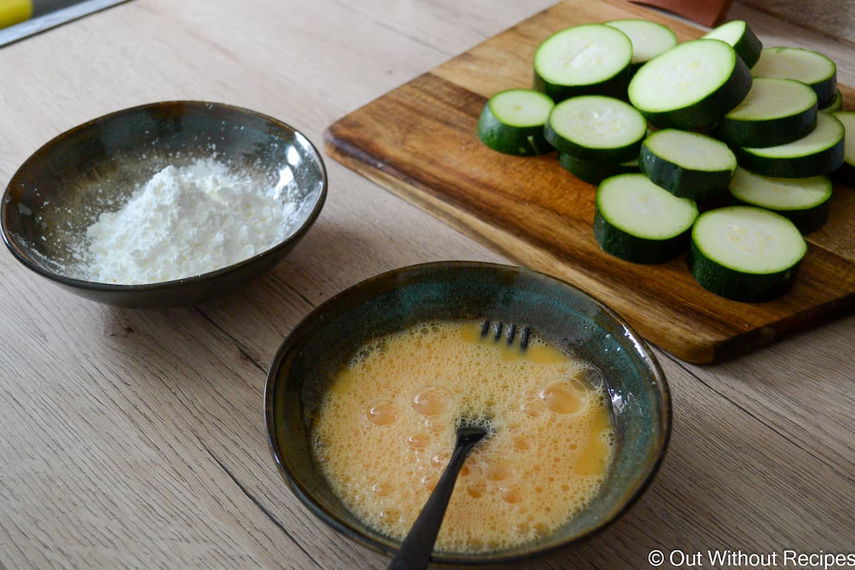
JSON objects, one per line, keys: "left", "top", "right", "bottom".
{"left": 480, "top": 320, "right": 531, "bottom": 349}
{"left": 387, "top": 423, "right": 489, "bottom": 570}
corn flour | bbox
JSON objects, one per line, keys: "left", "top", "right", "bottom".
{"left": 82, "top": 158, "right": 299, "bottom": 284}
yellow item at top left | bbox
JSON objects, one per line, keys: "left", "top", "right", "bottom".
{"left": 0, "top": 0, "right": 33, "bottom": 29}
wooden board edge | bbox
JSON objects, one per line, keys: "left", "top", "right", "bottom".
{"left": 712, "top": 293, "right": 855, "bottom": 362}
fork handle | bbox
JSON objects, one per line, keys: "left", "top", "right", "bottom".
{"left": 387, "top": 439, "right": 477, "bottom": 570}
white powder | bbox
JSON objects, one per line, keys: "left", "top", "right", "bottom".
{"left": 83, "top": 158, "right": 300, "bottom": 284}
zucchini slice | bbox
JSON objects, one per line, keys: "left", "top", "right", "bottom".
{"left": 832, "top": 111, "right": 855, "bottom": 185}
{"left": 821, "top": 90, "right": 843, "bottom": 113}
{"left": 476, "top": 89, "right": 555, "bottom": 155}
{"left": 628, "top": 39, "right": 752, "bottom": 129}
{"left": 545, "top": 96, "right": 647, "bottom": 162}
{"left": 689, "top": 206, "right": 806, "bottom": 302}
{"left": 594, "top": 173, "right": 698, "bottom": 264}
{"left": 640, "top": 129, "right": 736, "bottom": 201}
{"left": 717, "top": 78, "right": 817, "bottom": 148}
{"left": 751, "top": 47, "right": 837, "bottom": 108}
{"left": 702, "top": 20, "right": 763, "bottom": 68}
{"left": 534, "top": 24, "right": 632, "bottom": 102}
{"left": 729, "top": 167, "right": 832, "bottom": 233}
{"left": 604, "top": 19, "right": 677, "bottom": 73}
{"left": 735, "top": 112, "right": 845, "bottom": 178}
{"left": 559, "top": 153, "right": 638, "bottom": 185}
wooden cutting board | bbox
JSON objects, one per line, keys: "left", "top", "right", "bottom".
{"left": 324, "top": 0, "right": 855, "bottom": 364}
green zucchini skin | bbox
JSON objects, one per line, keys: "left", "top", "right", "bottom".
{"left": 703, "top": 20, "right": 763, "bottom": 68}
{"left": 559, "top": 153, "right": 638, "bottom": 185}
{"left": 820, "top": 90, "right": 843, "bottom": 113}
{"left": 533, "top": 24, "right": 633, "bottom": 103}
{"left": 476, "top": 102, "right": 553, "bottom": 156}
{"left": 735, "top": 141, "right": 844, "bottom": 178}
{"left": 640, "top": 143, "right": 733, "bottom": 201}
{"left": 716, "top": 105, "right": 817, "bottom": 148}
{"left": 545, "top": 128, "right": 640, "bottom": 162}
{"left": 735, "top": 113, "right": 846, "bottom": 178}
{"left": 714, "top": 110, "right": 817, "bottom": 148}
{"left": 594, "top": 211, "right": 688, "bottom": 264}
{"left": 534, "top": 69, "right": 630, "bottom": 103}
{"left": 688, "top": 241, "right": 802, "bottom": 302}
{"left": 752, "top": 47, "right": 838, "bottom": 108}
{"left": 730, "top": 196, "right": 830, "bottom": 234}
{"left": 832, "top": 110, "right": 855, "bottom": 185}
{"left": 731, "top": 24, "right": 763, "bottom": 68}
{"left": 728, "top": 169, "right": 833, "bottom": 233}
{"left": 633, "top": 47, "right": 753, "bottom": 129}
{"left": 605, "top": 19, "right": 678, "bottom": 79}
{"left": 544, "top": 98, "right": 645, "bottom": 162}
{"left": 812, "top": 76, "right": 838, "bottom": 109}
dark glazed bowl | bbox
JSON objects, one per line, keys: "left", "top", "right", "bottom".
{"left": 1, "top": 101, "right": 326, "bottom": 308}
{"left": 265, "top": 261, "right": 670, "bottom": 566}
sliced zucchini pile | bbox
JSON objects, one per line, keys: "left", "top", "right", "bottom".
{"left": 729, "top": 167, "right": 832, "bottom": 233}
{"left": 477, "top": 89, "right": 555, "bottom": 155}
{"left": 559, "top": 154, "right": 638, "bottom": 185}
{"left": 640, "top": 129, "right": 736, "bottom": 201}
{"left": 545, "top": 96, "right": 646, "bottom": 161}
{"left": 533, "top": 24, "right": 632, "bottom": 102}
{"left": 628, "top": 39, "right": 752, "bottom": 129}
{"left": 605, "top": 19, "right": 677, "bottom": 74}
{"left": 822, "top": 90, "right": 843, "bottom": 113}
{"left": 734, "top": 112, "right": 845, "bottom": 178}
{"left": 689, "top": 207, "right": 806, "bottom": 302}
{"left": 716, "top": 78, "right": 817, "bottom": 148}
{"left": 476, "top": 14, "right": 850, "bottom": 302}
{"left": 751, "top": 47, "right": 837, "bottom": 108}
{"left": 833, "top": 111, "right": 855, "bottom": 184}
{"left": 594, "top": 174, "right": 698, "bottom": 264}
{"left": 702, "top": 20, "right": 763, "bottom": 67}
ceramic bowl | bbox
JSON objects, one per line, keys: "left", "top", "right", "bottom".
{"left": 265, "top": 261, "right": 670, "bottom": 565}
{"left": 1, "top": 101, "right": 326, "bottom": 308}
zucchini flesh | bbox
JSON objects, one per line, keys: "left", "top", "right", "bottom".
{"left": 702, "top": 20, "right": 763, "bottom": 68}
{"left": 628, "top": 39, "right": 752, "bottom": 129}
{"left": 832, "top": 111, "right": 855, "bottom": 185}
{"left": 559, "top": 153, "right": 638, "bottom": 185}
{"left": 640, "top": 129, "right": 736, "bottom": 201}
{"left": 717, "top": 78, "right": 817, "bottom": 148}
{"left": 751, "top": 47, "right": 837, "bottom": 108}
{"left": 604, "top": 19, "right": 677, "bottom": 71}
{"left": 594, "top": 173, "right": 698, "bottom": 264}
{"left": 545, "top": 96, "right": 646, "bottom": 161}
{"left": 729, "top": 167, "right": 832, "bottom": 233}
{"left": 689, "top": 206, "right": 806, "bottom": 302}
{"left": 735, "top": 112, "right": 845, "bottom": 178}
{"left": 477, "top": 89, "right": 555, "bottom": 155}
{"left": 534, "top": 24, "right": 632, "bottom": 102}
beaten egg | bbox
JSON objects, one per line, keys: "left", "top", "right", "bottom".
{"left": 312, "top": 320, "right": 613, "bottom": 553}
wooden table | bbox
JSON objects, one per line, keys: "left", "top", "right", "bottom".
{"left": 0, "top": 1, "right": 852, "bottom": 568}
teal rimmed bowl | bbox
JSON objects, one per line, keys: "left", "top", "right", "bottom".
{"left": 1, "top": 101, "right": 326, "bottom": 308}
{"left": 265, "top": 261, "right": 670, "bottom": 565}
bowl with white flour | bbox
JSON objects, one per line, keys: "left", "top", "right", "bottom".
{"left": 1, "top": 101, "right": 327, "bottom": 307}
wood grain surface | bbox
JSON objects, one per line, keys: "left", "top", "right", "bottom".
{"left": 0, "top": 1, "right": 853, "bottom": 569}
{"left": 326, "top": 0, "right": 855, "bottom": 364}
{"left": 740, "top": 0, "right": 855, "bottom": 43}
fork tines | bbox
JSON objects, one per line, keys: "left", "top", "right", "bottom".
{"left": 480, "top": 320, "right": 530, "bottom": 349}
